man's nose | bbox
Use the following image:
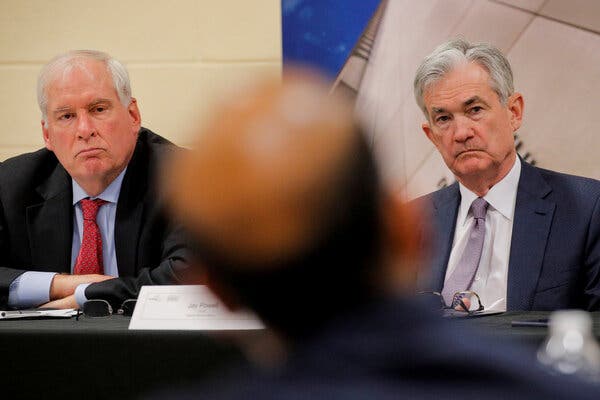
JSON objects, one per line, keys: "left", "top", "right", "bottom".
{"left": 453, "top": 115, "right": 474, "bottom": 142}
{"left": 76, "top": 113, "right": 96, "bottom": 140}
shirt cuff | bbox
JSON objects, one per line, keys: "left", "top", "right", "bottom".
{"left": 74, "top": 283, "right": 92, "bottom": 308}
{"left": 7, "top": 271, "right": 57, "bottom": 309}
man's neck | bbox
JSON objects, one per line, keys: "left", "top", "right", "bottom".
{"left": 74, "top": 170, "right": 123, "bottom": 198}
{"left": 72, "top": 168, "right": 127, "bottom": 206}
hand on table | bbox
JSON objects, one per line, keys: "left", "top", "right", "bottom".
{"left": 40, "top": 294, "right": 78, "bottom": 309}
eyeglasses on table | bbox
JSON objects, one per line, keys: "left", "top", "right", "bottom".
{"left": 76, "top": 299, "right": 137, "bottom": 319}
{"left": 417, "top": 290, "right": 485, "bottom": 317}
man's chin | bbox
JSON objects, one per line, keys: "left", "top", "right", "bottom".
{"left": 71, "top": 161, "right": 113, "bottom": 181}
{"left": 452, "top": 157, "right": 491, "bottom": 177}
{"left": 82, "top": 159, "right": 109, "bottom": 173}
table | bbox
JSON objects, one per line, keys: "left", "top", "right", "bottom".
{"left": 2, "top": 311, "right": 599, "bottom": 399}
{"left": 0, "top": 315, "right": 255, "bottom": 399}
{"left": 453, "top": 311, "right": 600, "bottom": 346}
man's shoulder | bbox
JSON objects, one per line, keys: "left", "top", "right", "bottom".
{"left": 526, "top": 163, "right": 600, "bottom": 198}
{"left": 0, "top": 148, "right": 59, "bottom": 185}
{"left": 130, "top": 128, "right": 184, "bottom": 169}
{"left": 137, "top": 128, "right": 179, "bottom": 150}
{"left": 1, "top": 147, "right": 56, "bottom": 167}
{"left": 162, "top": 299, "right": 600, "bottom": 400}
{"left": 409, "top": 182, "right": 459, "bottom": 209}
{"left": 281, "top": 299, "right": 600, "bottom": 399}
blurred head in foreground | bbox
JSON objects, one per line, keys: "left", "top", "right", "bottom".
{"left": 164, "top": 70, "right": 418, "bottom": 340}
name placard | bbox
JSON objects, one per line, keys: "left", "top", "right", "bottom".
{"left": 128, "top": 285, "right": 264, "bottom": 330}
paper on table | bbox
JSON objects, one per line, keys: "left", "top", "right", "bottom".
{"left": 0, "top": 308, "right": 78, "bottom": 320}
{"left": 129, "top": 285, "right": 264, "bottom": 330}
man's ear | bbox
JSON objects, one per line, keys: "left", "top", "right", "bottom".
{"left": 128, "top": 98, "right": 142, "bottom": 132}
{"left": 422, "top": 122, "right": 437, "bottom": 146}
{"left": 508, "top": 92, "right": 524, "bottom": 131}
{"left": 41, "top": 120, "right": 53, "bottom": 151}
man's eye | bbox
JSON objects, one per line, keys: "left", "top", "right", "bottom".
{"left": 469, "top": 106, "right": 483, "bottom": 114}
{"left": 59, "top": 113, "right": 74, "bottom": 121}
{"left": 93, "top": 106, "right": 106, "bottom": 113}
{"left": 436, "top": 115, "right": 450, "bottom": 123}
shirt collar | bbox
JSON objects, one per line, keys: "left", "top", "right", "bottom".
{"left": 72, "top": 167, "right": 127, "bottom": 205}
{"left": 457, "top": 157, "right": 521, "bottom": 226}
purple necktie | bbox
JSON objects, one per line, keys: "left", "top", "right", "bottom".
{"left": 442, "top": 197, "right": 488, "bottom": 305}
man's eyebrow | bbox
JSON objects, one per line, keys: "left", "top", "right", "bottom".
{"left": 89, "top": 98, "right": 112, "bottom": 107}
{"left": 429, "top": 96, "right": 491, "bottom": 116}
{"left": 52, "top": 106, "right": 72, "bottom": 115}
{"left": 464, "top": 96, "right": 489, "bottom": 107}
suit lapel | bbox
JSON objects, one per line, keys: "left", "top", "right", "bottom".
{"left": 115, "top": 138, "right": 148, "bottom": 277}
{"left": 26, "top": 165, "right": 73, "bottom": 272}
{"left": 429, "top": 184, "right": 460, "bottom": 291}
{"left": 507, "top": 162, "right": 555, "bottom": 310}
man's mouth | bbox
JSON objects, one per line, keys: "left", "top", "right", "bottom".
{"left": 456, "top": 149, "right": 481, "bottom": 157}
{"left": 76, "top": 148, "right": 104, "bottom": 157}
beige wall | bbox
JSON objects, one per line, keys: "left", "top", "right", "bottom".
{"left": 0, "top": 0, "right": 282, "bottom": 160}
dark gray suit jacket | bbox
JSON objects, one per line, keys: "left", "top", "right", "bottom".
{"left": 415, "top": 160, "right": 600, "bottom": 310}
{"left": 0, "top": 128, "right": 188, "bottom": 308}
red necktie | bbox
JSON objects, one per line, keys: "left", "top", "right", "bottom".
{"left": 74, "top": 198, "right": 108, "bottom": 275}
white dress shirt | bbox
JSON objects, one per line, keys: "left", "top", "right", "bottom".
{"left": 444, "top": 157, "right": 521, "bottom": 312}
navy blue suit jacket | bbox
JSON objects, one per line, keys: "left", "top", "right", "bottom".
{"left": 416, "top": 160, "right": 600, "bottom": 311}
{"left": 151, "top": 298, "right": 600, "bottom": 399}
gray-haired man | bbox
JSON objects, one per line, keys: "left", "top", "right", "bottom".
{"left": 0, "top": 50, "right": 188, "bottom": 309}
{"left": 414, "top": 39, "right": 600, "bottom": 312}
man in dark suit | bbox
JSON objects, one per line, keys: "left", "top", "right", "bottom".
{"left": 156, "top": 71, "right": 600, "bottom": 399}
{"left": 413, "top": 39, "right": 600, "bottom": 311}
{"left": 0, "top": 50, "right": 188, "bottom": 309}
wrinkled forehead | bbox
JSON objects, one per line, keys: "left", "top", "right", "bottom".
{"left": 423, "top": 62, "right": 496, "bottom": 105}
